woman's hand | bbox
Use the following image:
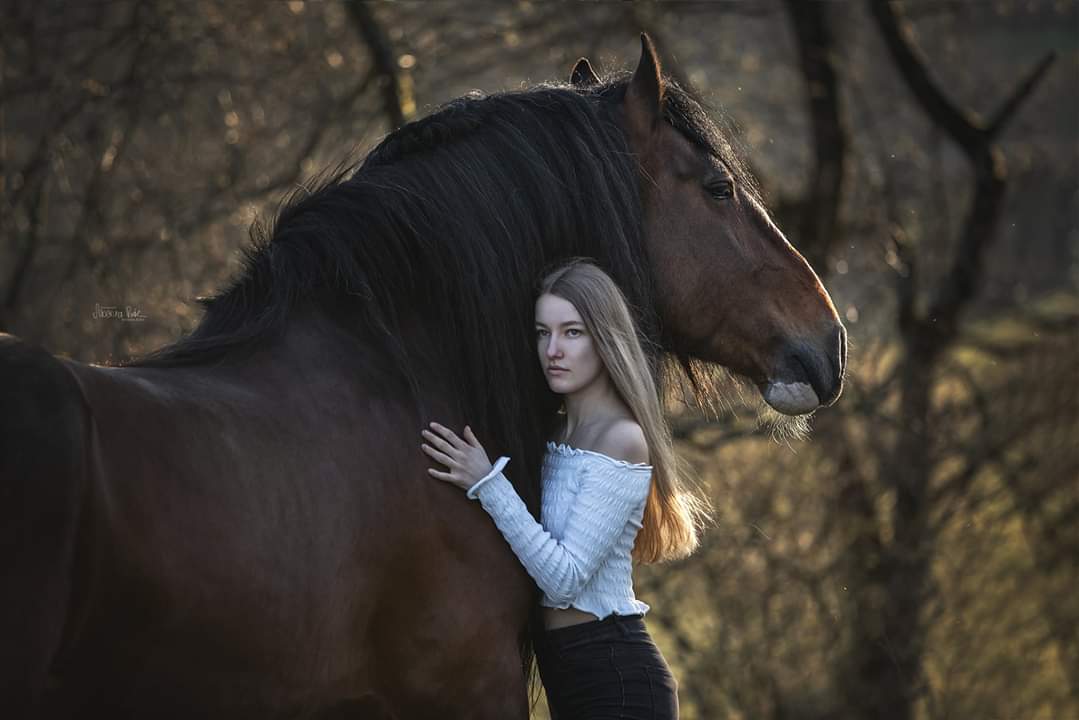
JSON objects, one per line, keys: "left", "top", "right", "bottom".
{"left": 421, "top": 422, "right": 493, "bottom": 493}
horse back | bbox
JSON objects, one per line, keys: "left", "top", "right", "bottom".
{"left": 0, "top": 333, "right": 90, "bottom": 714}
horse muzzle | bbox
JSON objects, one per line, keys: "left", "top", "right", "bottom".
{"left": 760, "top": 324, "right": 846, "bottom": 415}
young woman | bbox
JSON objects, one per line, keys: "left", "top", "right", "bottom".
{"left": 420, "top": 258, "right": 711, "bottom": 719}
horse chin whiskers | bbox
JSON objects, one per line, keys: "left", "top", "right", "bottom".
{"left": 753, "top": 398, "right": 814, "bottom": 443}
{"left": 659, "top": 356, "right": 816, "bottom": 444}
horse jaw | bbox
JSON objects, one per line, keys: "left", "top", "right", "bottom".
{"left": 761, "top": 380, "right": 820, "bottom": 416}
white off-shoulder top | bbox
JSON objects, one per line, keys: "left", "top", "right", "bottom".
{"left": 465, "top": 440, "right": 653, "bottom": 619}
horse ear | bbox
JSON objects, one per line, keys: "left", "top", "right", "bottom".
{"left": 570, "top": 57, "right": 600, "bottom": 87}
{"left": 623, "top": 33, "right": 665, "bottom": 148}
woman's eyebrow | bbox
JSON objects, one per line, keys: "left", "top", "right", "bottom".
{"left": 535, "top": 321, "right": 584, "bottom": 328}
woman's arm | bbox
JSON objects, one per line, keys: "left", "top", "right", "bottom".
{"left": 467, "top": 459, "right": 651, "bottom": 604}
{"left": 421, "top": 422, "right": 651, "bottom": 603}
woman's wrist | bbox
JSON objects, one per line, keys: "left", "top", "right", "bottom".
{"left": 466, "top": 456, "right": 510, "bottom": 499}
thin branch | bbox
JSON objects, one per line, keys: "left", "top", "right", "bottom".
{"left": 346, "top": 2, "right": 408, "bottom": 128}
{"left": 233, "top": 73, "right": 375, "bottom": 204}
{"left": 986, "top": 51, "right": 1057, "bottom": 140}
{"left": 867, "top": 0, "right": 984, "bottom": 161}
{"left": 782, "top": 0, "right": 847, "bottom": 273}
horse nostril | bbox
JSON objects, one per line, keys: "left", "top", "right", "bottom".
{"left": 788, "top": 338, "right": 841, "bottom": 408}
{"left": 790, "top": 350, "right": 823, "bottom": 402}
{"left": 776, "top": 330, "right": 845, "bottom": 410}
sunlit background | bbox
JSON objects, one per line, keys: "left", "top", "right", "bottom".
{"left": 2, "top": 2, "right": 1076, "bottom": 718}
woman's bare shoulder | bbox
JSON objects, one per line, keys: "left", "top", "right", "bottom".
{"left": 592, "top": 419, "right": 649, "bottom": 466}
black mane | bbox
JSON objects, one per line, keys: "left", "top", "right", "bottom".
{"left": 125, "top": 73, "right": 756, "bottom": 509}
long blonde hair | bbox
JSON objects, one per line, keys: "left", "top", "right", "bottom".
{"left": 539, "top": 258, "right": 712, "bottom": 563}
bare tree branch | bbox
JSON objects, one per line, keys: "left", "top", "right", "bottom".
{"left": 346, "top": 2, "right": 408, "bottom": 128}
{"left": 782, "top": 0, "right": 848, "bottom": 274}
{"left": 868, "top": 0, "right": 1056, "bottom": 342}
{"left": 868, "top": 0, "right": 984, "bottom": 161}
{"left": 986, "top": 51, "right": 1057, "bottom": 140}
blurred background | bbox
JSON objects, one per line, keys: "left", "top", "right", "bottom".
{"left": 2, "top": 1, "right": 1076, "bottom": 718}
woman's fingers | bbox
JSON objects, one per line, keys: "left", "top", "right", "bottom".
{"left": 421, "top": 443, "right": 454, "bottom": 467}
{"left": 422, "top": 428, "right": 459, "bottom": 456}
{"left": 428, "top": 467, "right": 452, "bottom": 480}
{"left": 428, "top": 422, "right": 465, "bottom": 448}
{"left": 463, "top": 425, "right": 480, "bottom": 448}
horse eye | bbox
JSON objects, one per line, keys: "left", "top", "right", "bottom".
{"left": 706, "top": 179, "right": 733, "bottom": 200}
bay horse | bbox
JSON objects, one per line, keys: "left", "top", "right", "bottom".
{"left": 1, "top": 35, "right": 845, "bottom": 718}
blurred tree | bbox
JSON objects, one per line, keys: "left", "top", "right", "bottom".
{"left": 830, "top": 3, "right": 1055, "bottom": 718}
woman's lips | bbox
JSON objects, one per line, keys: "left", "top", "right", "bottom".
{"left": 547, "top": 367, "right": 568, "bottom": 374}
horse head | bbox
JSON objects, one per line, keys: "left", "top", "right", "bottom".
{"left": 574, "top": 36, "right": 847, "bottom": 420}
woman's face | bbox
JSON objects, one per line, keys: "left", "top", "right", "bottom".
{"left": 535, "top": 293, "right": 606, "bottom": 395}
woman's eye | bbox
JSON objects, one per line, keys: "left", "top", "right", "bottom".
{"left": 567, "top": 329, "right": 581, "bottom": 337}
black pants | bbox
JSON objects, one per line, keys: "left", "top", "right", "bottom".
{"left": 535, "top": 613, "right": 679, "bottom": 719}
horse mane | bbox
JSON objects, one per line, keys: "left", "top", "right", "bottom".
{"left": 125, "top": 73, "right": 757, "bottom": 502}
{"left": 122, "top": 70, "right": 759, "bottom": 710}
